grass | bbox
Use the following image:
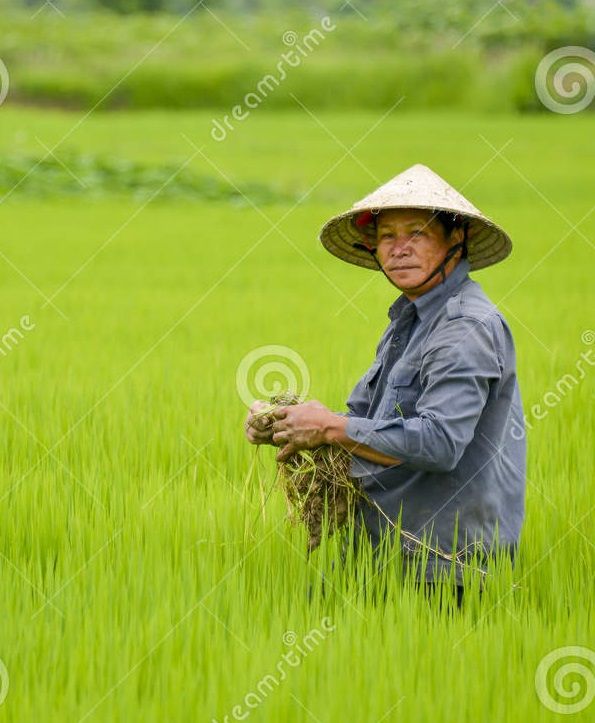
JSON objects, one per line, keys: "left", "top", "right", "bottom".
{"left": 0, "top": 106, "right": 592, "bottom": 721}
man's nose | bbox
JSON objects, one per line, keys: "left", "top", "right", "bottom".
{"left": 387, "top": 235, "right": 414, "bottom": 255}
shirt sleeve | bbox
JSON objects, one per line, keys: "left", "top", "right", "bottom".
{"left": 344, "top": 317, "right": 503, "bottom": 472}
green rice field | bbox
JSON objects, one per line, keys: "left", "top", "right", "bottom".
{"left": 0, "top": 107, "right": 593, "bottom": 721}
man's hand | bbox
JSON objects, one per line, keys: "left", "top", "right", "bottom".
{"left": 244, "top": 400, "right": 275, "bottom": 446}
{"left": 248, "top": 398, "right": 403, "bottom": 470}
{"left": 271, "top": 400, "right": 337, "bottom": 462}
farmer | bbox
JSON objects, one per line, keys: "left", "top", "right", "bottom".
{"left": 244, "top": 163, "right": 526, "bottom": 593}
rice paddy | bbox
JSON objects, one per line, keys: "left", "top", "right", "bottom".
{"left": 0, "top": 106, "right": 592, "bottom": 721}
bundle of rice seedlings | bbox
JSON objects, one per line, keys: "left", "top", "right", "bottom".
{"left": 250, "top": 392, "right": 361, "bottom": 551}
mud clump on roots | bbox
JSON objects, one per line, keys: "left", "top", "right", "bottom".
{"left": 253, "top": 392, "right": 361, "bottom": 552}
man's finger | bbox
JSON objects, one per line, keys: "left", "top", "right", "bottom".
{"left": 248, "top": 428, "right": 272, "bottom": 442}
{"left": 271, "top": 420, "right": 288, "bottom": 433}
{"left": 272, "top": 431, "right": 290, "bottom": 446}
{"left": 251, "top": 415, "right": 272, "bottom": 432}
{"left": 271, "top": 406, "right": 288, "bottom": 420}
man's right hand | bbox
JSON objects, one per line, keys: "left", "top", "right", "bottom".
{"left": 244, "top": 400, "right": 275, "bottom": 446}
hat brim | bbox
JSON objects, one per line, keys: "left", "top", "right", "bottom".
{"left": 319, "top": 204, "right": 512, "bottom": 272}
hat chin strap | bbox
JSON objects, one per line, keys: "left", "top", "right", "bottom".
{"left": 353, "top": 241, "right": 465, "bottom": 291}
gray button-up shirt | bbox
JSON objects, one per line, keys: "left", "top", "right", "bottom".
{"left": 343, "top": 258, "right": 526, "bottom": 582}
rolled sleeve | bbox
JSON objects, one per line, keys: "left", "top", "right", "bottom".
{"left": 345, "top": 318, "right": 502, "bottom": 472}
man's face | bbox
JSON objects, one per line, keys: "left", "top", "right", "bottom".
{"left": 373, "top": 208, "right": 462, "bottom": 296}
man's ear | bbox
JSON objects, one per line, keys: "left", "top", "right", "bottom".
{"left": 450, "top": 227, "right": 464, "bottom": 246}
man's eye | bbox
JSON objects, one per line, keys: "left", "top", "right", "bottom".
{"left": 411, "top": 230, "right": 425, "bottom": 237}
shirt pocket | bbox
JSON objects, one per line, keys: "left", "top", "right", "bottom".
{"left": 386, "top": 363, "right": 420, "bottom": 418}
{"left": 364, "top": 359, "right": 382, "bottom": 383}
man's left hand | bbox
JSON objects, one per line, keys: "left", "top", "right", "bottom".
{"left": 271, "top": 400, "right": 338, "bottom": 462}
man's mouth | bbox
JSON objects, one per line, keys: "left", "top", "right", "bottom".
{"left": 388, "top": 265, "right": 418, "bottom": 271}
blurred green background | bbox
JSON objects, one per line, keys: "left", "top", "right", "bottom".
{"left": 1, "top": 0, "right": 593, "bottom": 112}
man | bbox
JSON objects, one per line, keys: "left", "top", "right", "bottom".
{"left": 244, "top": 163, "right": 526, "bottom": 592}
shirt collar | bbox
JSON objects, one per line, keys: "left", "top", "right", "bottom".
{"left": 388, "top": 258, "right": 470, "bottom": 322}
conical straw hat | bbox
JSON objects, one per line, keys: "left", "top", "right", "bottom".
{"left": 319, "top": 164, "right": 512, "bottom": 271}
